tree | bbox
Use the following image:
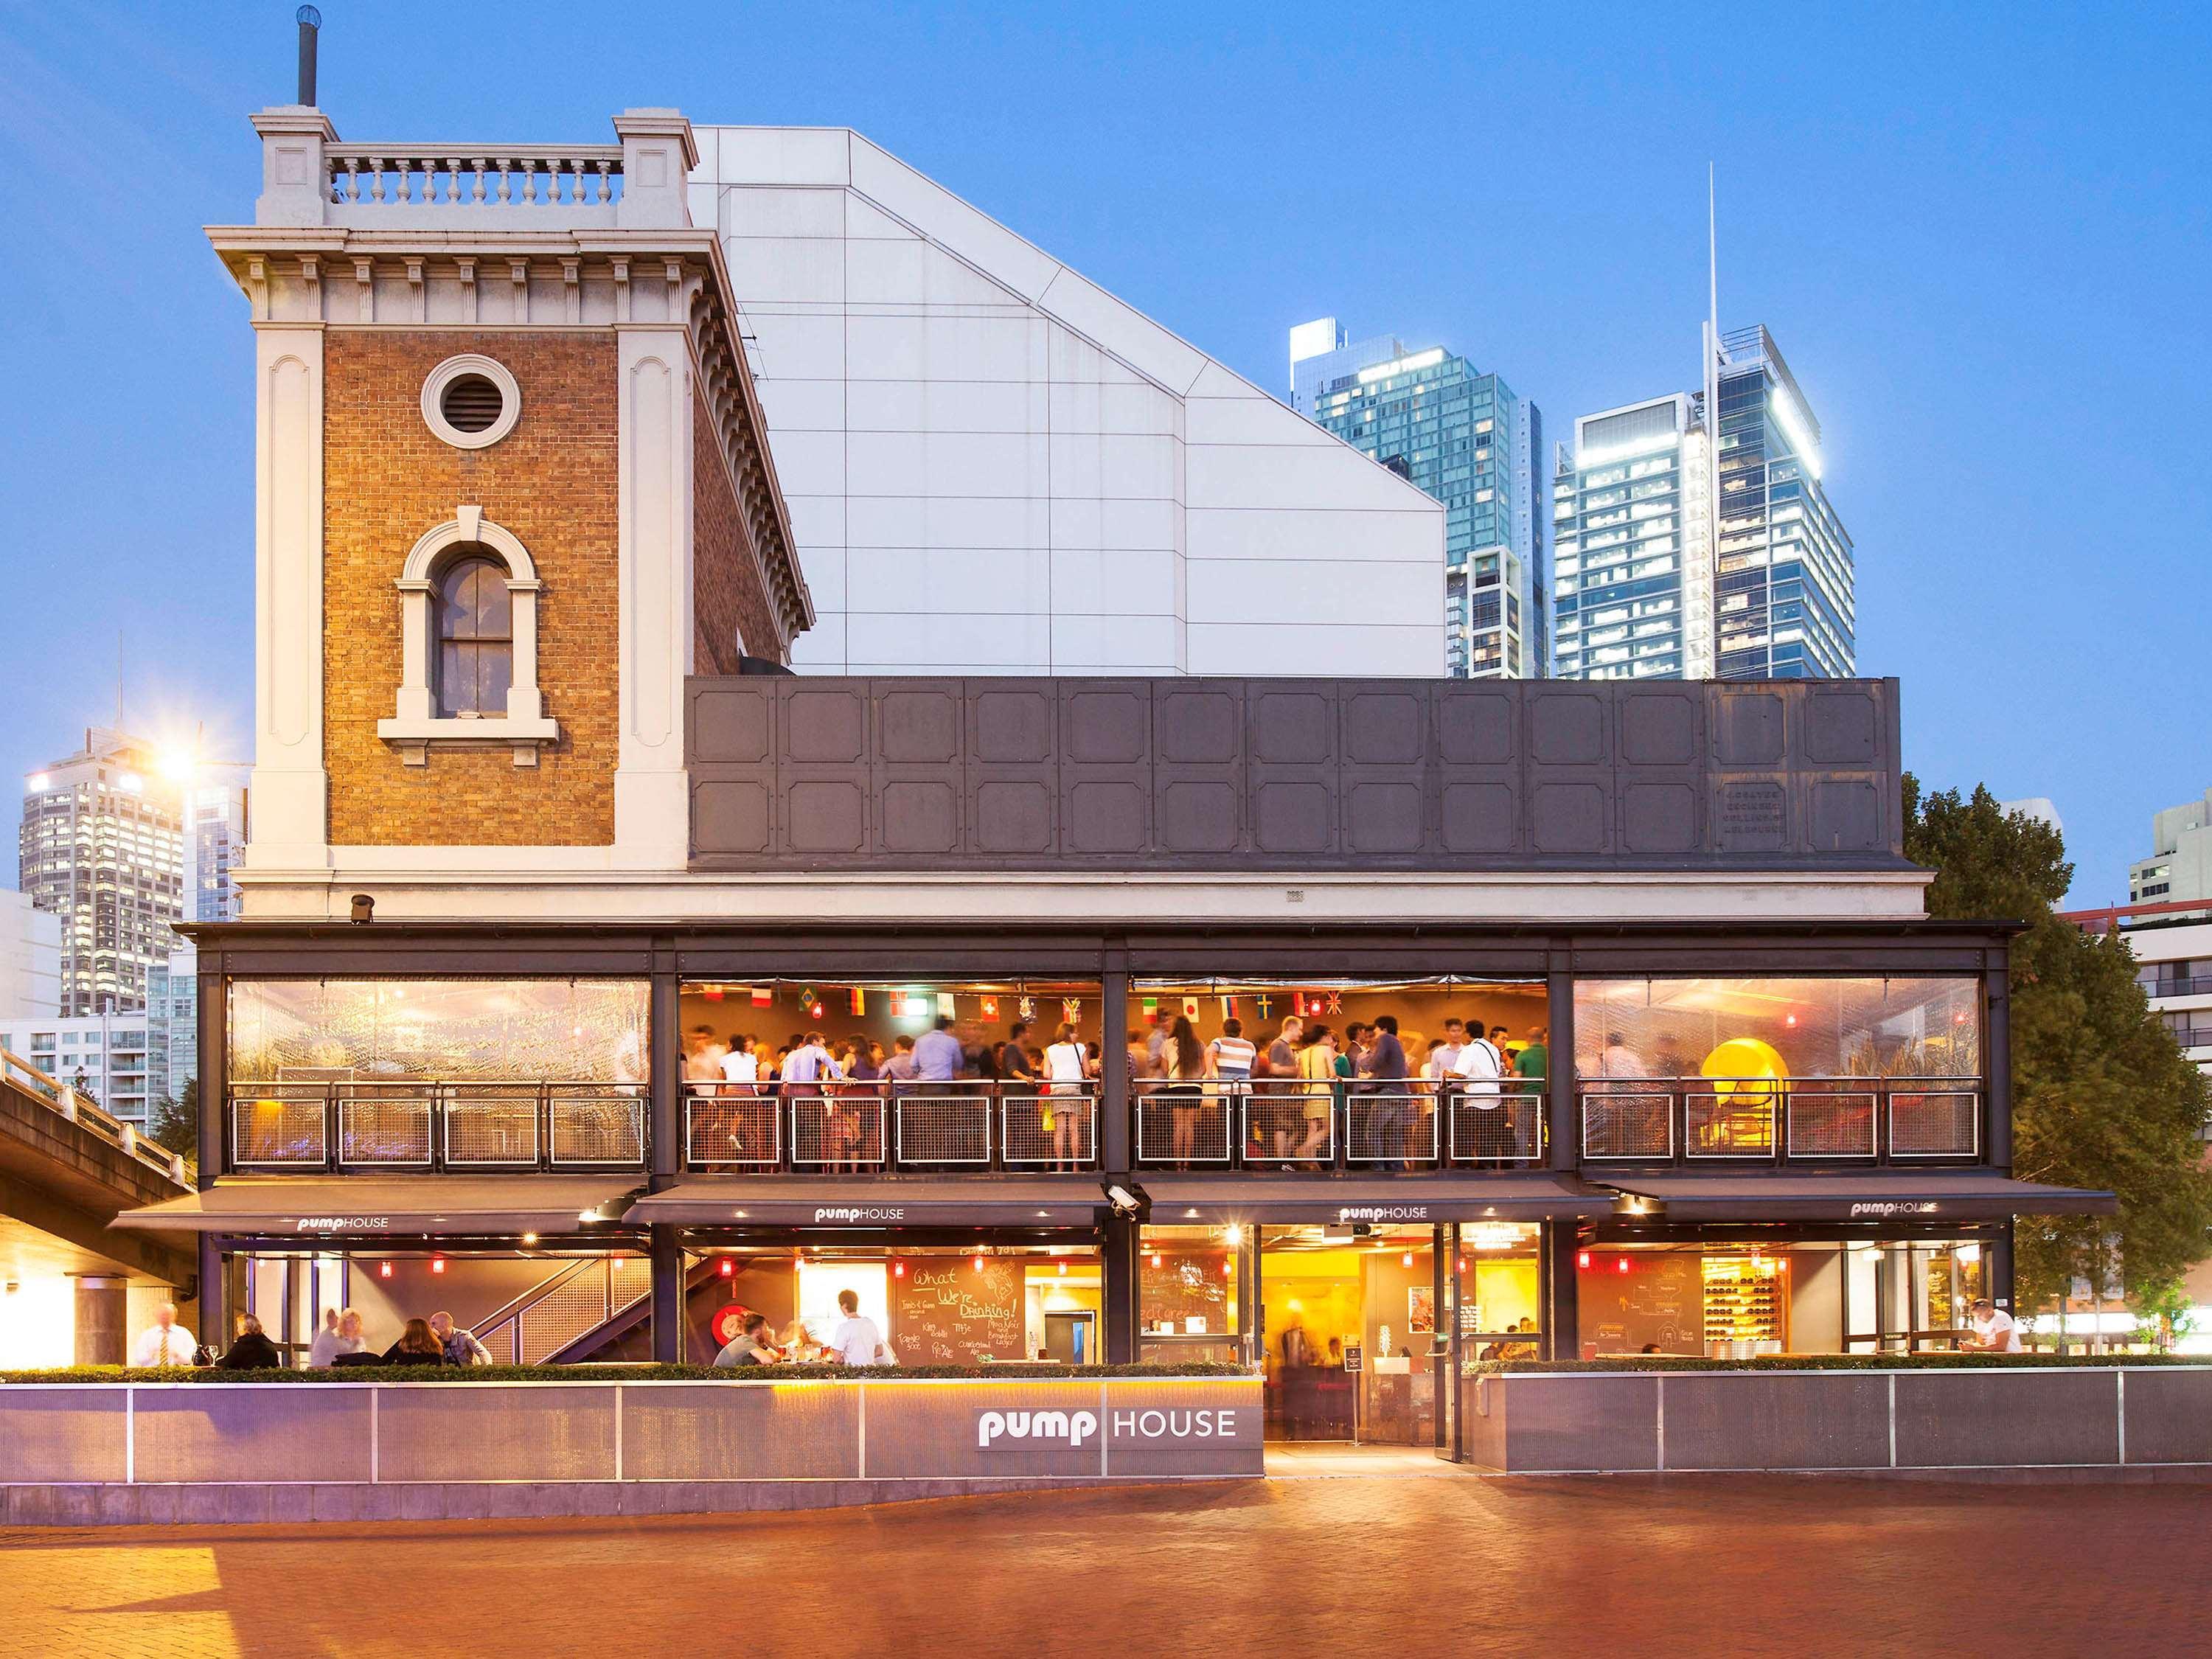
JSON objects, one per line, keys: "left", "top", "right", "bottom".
{"left": 1905, "top": 777, "right": 2212, "bottom": 1321}
{"left": 148, "top": 1077, "right": 198, "bottom": 1161}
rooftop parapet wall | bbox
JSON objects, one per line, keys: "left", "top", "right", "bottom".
{"left": 687, "top": 675, "right": 1912, "bottom": 874}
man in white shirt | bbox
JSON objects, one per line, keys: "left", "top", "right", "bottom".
{"left": 830, "top": 1287, "right": 893, "bottom": 1366}
{"left": 1961, "top": 1298, "right": 2024, "bottom": 1353}
{"left": 782, "top": 1032, "right": 841, "bottom": 1088}
{"left": 131, "top": 1302, "right": 201, "bottom": 1368}
{"left": 1450, "top": 1026, "right": 1509, "bottom": 1159}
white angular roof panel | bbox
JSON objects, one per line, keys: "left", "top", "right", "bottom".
{"left": 696, "top": 127, "right": 1444, "bottom": 678}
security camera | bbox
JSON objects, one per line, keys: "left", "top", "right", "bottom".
{"left": 1101, "top": 1181, "right": 1150, "bottom": 1220}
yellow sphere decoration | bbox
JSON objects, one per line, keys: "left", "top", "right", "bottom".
{"left": 1702, "top": 1037, "right": 1790, "bottom": 1106}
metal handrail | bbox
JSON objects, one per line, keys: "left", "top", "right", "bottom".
{"left": 3, "top": 1045, "right": 189, "bottom": 1184}
{"left": 227, "top": 1079, "right": 647, "bottom": 1172}
{"left": 1130, "top": 1077, "right": 1548, "bottom": 1172}
{"left": 1577, "top": 1076, "right": 1983, "bottom": 1163}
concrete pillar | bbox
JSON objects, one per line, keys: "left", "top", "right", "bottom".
{"left": 1101, "top": 956, "right": 1130, "bottom": 1172}
{"left": 72, "top": 1275, "right": 128, "bottom": 1366}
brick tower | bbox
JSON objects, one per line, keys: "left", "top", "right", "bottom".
{"left": 210, "top": 104, "right": 810, "bottom": 914}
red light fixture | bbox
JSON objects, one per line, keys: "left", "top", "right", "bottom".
{"left": 1222, "top": 1259, "right": 1234, "bottom": 1278}
{"left": 1401, "top": 1251, "right": 1414, "bottom": 1268}
{"left": 1576, "top": 1251, "right": 1590, "bottom": 1270}
{"left": 973, "top": 1254, "right": 986, "bottom": 1273}
{"left": 431, "top": 1256, "right": 446, "bottom": 1275}
{"left": 1616, "top": 1258, "right": 1630, "bottom": 1274}
{"left": 893, "top": 1261, "right": 906, "bottom": 1278}
{"left": 1150, "top": 1253, "right": 1163, "bottom": 1269}
{"left": 719, "top": 1257, "right": 734, "bottom": 1278}
{"left": 1057, "top": 1261, "right": 1068, "bottom": 1276}
{"left": 378, "top": 1261, "right": 393, "bottom": 1279}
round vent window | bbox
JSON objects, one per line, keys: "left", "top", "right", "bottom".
{"left": 440, "top": 374, "right": 504, "bottom": 433}
{"left": 421, "top": 355, "right": 521, "bottom": 449}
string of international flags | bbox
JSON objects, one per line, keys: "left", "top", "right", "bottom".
{"left": 695, "top": 984, "right": 1352, "bottom": 1023}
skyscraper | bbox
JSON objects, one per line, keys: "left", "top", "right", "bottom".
{"left": 18, "top": 729, "right": 184, "bottom": 1016}
{"left": 184, "top": 781, "right": 247, "bottom": 922}
{"left": 1291, "top": 319, "right": 1548, "bottom": 678}
{"left": 1554, "top": 324, "right": 1854, "bottom": 682}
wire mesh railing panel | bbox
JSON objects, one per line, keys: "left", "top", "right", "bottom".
{"left": 787, "top": 1091, "right": 886, "bottom": 1168}
{"left": 549, "top": 1088, "right": 644, "bottom": 1165}
{"left": 1580, "top": 1088, "right": 1674, "bottom": 1159}
{"left": 519, "top": 1266, "right": 613, "bottom": 1366}
{"left": 894, "top": 1091, "right": 992, "bottom": 1166}
{"left": 1447, "top": 1088, "right": 1546, "bottom": 1163}
{"left": 338, "top": 1088, "right": 434, "bottom": 1166}
{"left": 1684, "top": 1089, "right": 1778, "bottom": 1158}
{"left": 1242, "top": 1083, "right": 1334, "bottom": 1165}
{"left": 684, "top": 1086, "right": 780, "bottom": 1166}
{"left": 1345, "top": 1091, "right": 1438, "bottom": 1165}
{"left": 1888, "top": 1088, "right": 1980, "bottom": 1157}
{"left": 1785, "top": 1088, "right": 1878, "bottom": 1158}
{"left": 230, "top": 1088, "right": 328, "bottom": 1165}
{"left": 1000, "top": 1088, "right": 1096, "bottom": 1166}
{"left": 1133, "top": 1084, "right": 1232, "bottom": 1166}
{"left": 443, "top": 1088, "right": 541, "bottom": 1166}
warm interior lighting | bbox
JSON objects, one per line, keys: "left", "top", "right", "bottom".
{"left": 1224, "top": 1225, "right": 1244, "bottom": 1247}
{"left": 1577, "top": 1251, "right": 1590, "bottom": 1270}
{"left": 1401, "top": 1252, "right": 1414, "bottom": 1268}
{"left": 431, "top": 1257, "right": 445, "bottom": 1275}
{"left": 719, "top": 1258, "right": 734, "bottom": 1278}
{"left": 893, "top": 1261, "right": 906, "bottom": 1277}
{"left": 521, "top": 1232, "right": 538, "bottom": 1246}
{"left": 1150, "top": 1254, "right": 1163, "bottom": 1269}
{"left": 1057, "top": 1261, "right": 1068, "bottom": 1276}
{"left": 1616, "top": 1258, "right": 1630, "bottom": 1274}
{"left": 378, "top": 1262, "right": 393, "bottom": 1279}
{"left": 972, "top": 1255, "right": 984, "bottom": 1273}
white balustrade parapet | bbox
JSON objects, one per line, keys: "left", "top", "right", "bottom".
{"left": 248, "top": 105, "right": 698, "bottom": 232}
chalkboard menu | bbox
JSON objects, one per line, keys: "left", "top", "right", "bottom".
{"left": 891, "top": 1259, "right": 1026, "bottom": 1365}
{"left": 1582, "top": 1252, "right": 1701, "bottom": 1355}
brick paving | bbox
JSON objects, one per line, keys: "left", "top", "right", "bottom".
{"left": 1, "top": 1472, "right": 2205, "bottom": 1658}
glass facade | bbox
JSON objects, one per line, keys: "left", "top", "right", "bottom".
{"left": 1554, "top": 325, "right": 1854, "bottom": 683}
{"left": 1296, "top": 333, "right": 1548, "bottom": 679}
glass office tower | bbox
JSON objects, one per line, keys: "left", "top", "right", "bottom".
{"left": 1554, "top": 324, "right": 1853, "bottom": 683}
{"left": 1292, "top": 320, "right": 1548, "bottom": 678}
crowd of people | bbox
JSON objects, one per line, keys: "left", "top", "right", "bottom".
{"left": 684, "top": 1016, "right": 1100, "bottom": 1169}
{"left": 125, "top": 1301, "right": 495, "bottom": 1370}
{"left": 1130, "top": 1010, "right": 1549, "bottom": 1166}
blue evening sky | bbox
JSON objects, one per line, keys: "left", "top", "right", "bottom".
{"left": 1, "top": 1, "right": 2205, "bottom": 905}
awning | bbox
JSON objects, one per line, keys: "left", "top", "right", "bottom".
{"left": 111, "top": 1177, "right": 644, "bottom": 1238}
{"left": 1133, "top": 1172, "right": 1615, "bottom": 1225}
{"left": 624, "top": 1178, "right": 1104, "bottom": 1230}
{"left": 1597, "top": 1171, "right": 2119, "bottom": 1223}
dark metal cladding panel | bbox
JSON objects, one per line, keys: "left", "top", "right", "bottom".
{"left": 685, "top": 677, "right": 1910, "bottom": 874}
{"left": 874, "top": 679, "right": 965, "bottom": 858}
{"left": 1156, "top": 681, "right": 1245, "bottom": 855}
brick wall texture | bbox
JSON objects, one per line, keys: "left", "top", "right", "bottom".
{"left": 322, "top": 330, "right": 618, "bottom": 846}
{"left": 691, "top": 383, "right": 779, "bottom": 672}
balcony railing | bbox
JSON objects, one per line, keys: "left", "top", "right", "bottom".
{"left": 324, "top": 145, "right": 625, "bottom": 212}
{"left": 1131, "top": 1079, "right": 1545, "bottom": 1172}
{"left": 1576, "top": 1077, "right": 1982, "bottom": 1164}
{"left": 229, "top": 1082, "right": 646, "bottom": 1172}
{"left": 683, "top": 1081, "right": 1099, "bottom": 1174}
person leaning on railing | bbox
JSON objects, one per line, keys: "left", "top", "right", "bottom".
{"left": 1044, "top": 1023, "right": 1089, "bottom": 1169}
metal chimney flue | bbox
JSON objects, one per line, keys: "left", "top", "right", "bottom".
{"left": 296, "top": 5, "right": 321, "bottom": 106}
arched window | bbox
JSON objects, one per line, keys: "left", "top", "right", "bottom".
{"left": 380, "top": 506, "right": 557, "bottom": 766}
{"left": 434, "top": 551, "right": 515, "bottom": 717}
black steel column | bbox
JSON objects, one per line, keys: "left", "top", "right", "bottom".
{"left": 1545, "top": 945, "right": 1576, "bottom": 1171}
{"left": 1543, "top": 1220, "right": 1580, "bottom": 1362}
{"left": 1102, "top": 1212, "right": 1138, "bottom": 1363}
{"left": 1431, "top": 1223, "right": 1447, "bottom": 1450}
{"left": 1989, "top": 1220, "right": 2016, "bottom": 1315}
{"left": 649, "top": 952, "right": 681, "bottom": 1363}
{"left": 650, "top": 1224, "right": 684, "bottom": 1363}
{"left": 195, "top": 946, "right": 227, "bottom": 1336}
{"left": 1448, "top": 1223, "right": 1464, "bottom": 1463}
{"left": 1102, "top": 950, "right": 1130, "bottom": 1173}
{"left": 1984, "top": 946, "right": 2012, "bottom": 1171}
